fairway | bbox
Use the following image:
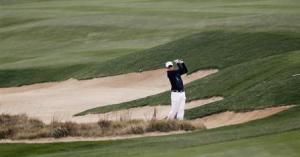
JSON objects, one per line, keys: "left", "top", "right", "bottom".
{"left": 1, "top": 0, "right": 299, "bottom": 87}
{"left": 158, "top": 130, "right": 300, "bottom": 157}
{"left": 3, "top": 130, "right": 300, "bottom": 157}
{"left": 1, "top": 0, "right": 300, "bottom": 156}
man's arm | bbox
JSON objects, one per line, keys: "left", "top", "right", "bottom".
{"left": 175, "top": 59, "right": 188, "bottom": 75}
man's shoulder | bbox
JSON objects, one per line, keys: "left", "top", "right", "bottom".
{"left": 167, "top": 70, "right": 180, "bottom": 76}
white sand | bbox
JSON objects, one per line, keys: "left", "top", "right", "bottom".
{"left": 75, "top": 97, "right": 224, "bottom": 123}
{"left": 192, "top": 105, "right": 294, "bottom": 129}
{"left": 0, "top": 69, "right": 218, "bottom": 123}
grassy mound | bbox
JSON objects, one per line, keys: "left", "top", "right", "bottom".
{"left": 78, "top": 31, "right": 300, "bottom": 116}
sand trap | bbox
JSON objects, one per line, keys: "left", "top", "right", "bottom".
{"left": 0, "top": 69, "right": 218, "bottom": 123}
{"left": 0, "top": 105, "right": 294, "bottom": 144}
{"left": 191, "top": 105, "right": 294, "bottom": 129}
{"left": 73, "top": 97, "right": 224, "bottom": 123}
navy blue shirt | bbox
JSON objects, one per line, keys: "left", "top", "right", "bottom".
{"left": 167, "top": 63, "right": 188, "bottom": 91}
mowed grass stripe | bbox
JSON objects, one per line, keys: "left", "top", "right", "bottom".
{"left": 1, "top": 0, "right": 299, "bottom": 83}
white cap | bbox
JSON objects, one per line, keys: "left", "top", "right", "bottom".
{"left": 165, "top": 61, "right": 173, "bottom": 68}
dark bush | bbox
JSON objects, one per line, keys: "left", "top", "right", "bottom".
{"left": 0, "top": 128, "right": 13, "bottom": 139}
{"left": 51, "top": 127, "right": 70, "bottom": 138}
{"left": 98, "top": 120, "right": 112, "bottom": 129}
{"left": 129, "top": 125, "right": 145, "bottom": 134}
{"left": 146, "top": 120, "right": 196, "bottom": 132}
{"left": 61, "top": 122, "right": 80, "bottom": 136}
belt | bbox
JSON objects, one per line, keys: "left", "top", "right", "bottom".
{"left": 171, "top": 90, "right": 184, "bottom": 92}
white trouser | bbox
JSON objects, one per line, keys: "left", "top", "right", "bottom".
{"left": 168, "top": 92, "right": 186, "bottom": 120}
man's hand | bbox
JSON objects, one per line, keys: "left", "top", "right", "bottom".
{"left": 174, "top": 59, "right": 184, "bottom": 63}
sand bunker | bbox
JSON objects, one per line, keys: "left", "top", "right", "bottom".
{"left": 0, "top": 69, "right": 218, "bottom": 123}
{"left": 192, "top": 105, "right": 294, "bottom": 129}
{"left": 73, "top": 97, "right": 224, "bottom": 123}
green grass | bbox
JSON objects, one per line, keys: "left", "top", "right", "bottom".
{"left": 157, "top": 130, "right": 300, "bottom": 157}
{"left": 1, "top": 105, "right": 300, "bottom": 157}
{"left": 77, "top": 32, "right": 300, "bottom": 116}
{"left": 1, "top": 0, "right": 300, "bottom": 156}
{"left": 0, "top": 0, "right": 300, "bottom": 87}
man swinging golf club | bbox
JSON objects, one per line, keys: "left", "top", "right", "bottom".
{"left": 165, "top": 59, "right": 188, "bottom": 120}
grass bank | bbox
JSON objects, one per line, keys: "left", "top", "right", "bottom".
{"left": 78, "top": 32, "right": 300, "bottom": 116}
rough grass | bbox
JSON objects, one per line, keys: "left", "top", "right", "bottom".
{"left": 1, "top": 105, "right": 300, "bottom": 157}
{"left": 0, "top": 114, "right": 200, "bottom": 140}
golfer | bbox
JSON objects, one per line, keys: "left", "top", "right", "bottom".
{"left": 165, "top": 59, "right": 188, "bottom": 120}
